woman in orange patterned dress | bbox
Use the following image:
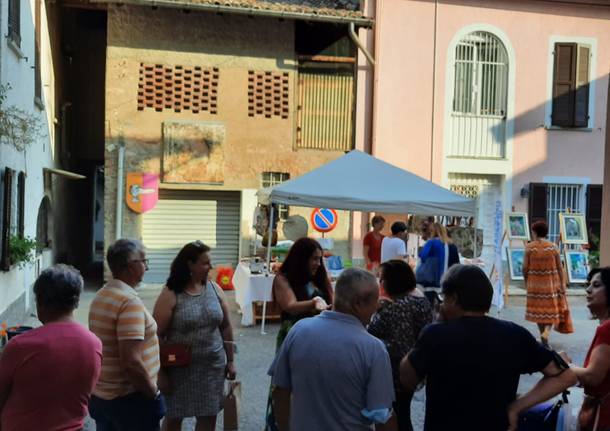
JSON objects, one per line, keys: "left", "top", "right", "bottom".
{"left": 523, "top": 220, "right": 574, "bottom": 346}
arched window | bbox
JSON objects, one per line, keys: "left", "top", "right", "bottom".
{"left": 453, "top": 31, "right": 508, "bottom": 117}
{"left": 36, "top": 196, "right": 51, "bottom": 252}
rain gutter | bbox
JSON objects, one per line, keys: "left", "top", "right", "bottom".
{"left": 89, "top": 0, "right": 374, "bottom": 27}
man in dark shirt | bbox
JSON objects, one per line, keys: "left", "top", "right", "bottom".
{"left": 400, "top": 264, "right": 577, "bottom": 431}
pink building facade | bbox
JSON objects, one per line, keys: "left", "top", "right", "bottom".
{"left": 353, "top": 0, "right": 610, "bottom": 266}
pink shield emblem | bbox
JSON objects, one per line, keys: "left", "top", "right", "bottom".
{"left": 126, "top": 173, "right": 159, "bottom": 214}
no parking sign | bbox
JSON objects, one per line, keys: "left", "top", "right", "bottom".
{"left": 310, "top": 208, "right": 338, "bottom": 233}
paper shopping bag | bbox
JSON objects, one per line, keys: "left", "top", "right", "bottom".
{"left": 224, "top": 380, "right": 241, "bottom": 430}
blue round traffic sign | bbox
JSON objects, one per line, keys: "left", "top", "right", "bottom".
{"left": 310, "top": 208, "right": 338, "bottom": 233}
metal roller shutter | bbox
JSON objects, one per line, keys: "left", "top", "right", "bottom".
{"left": 142, "top": 190, "right": 241, "bottom": 283}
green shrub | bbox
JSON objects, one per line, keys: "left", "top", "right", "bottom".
{"left": 9, "top": 236, "right": 38, "bottom": 268}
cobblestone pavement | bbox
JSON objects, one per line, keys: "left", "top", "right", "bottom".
{"left": 38, "top": 285, "right": 592, "bottom": 431}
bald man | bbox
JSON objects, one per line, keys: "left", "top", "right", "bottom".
{"left": 268, "top": 268, "right": 397, "bottom": 431}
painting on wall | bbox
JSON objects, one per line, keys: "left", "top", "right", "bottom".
{"left": 559, "top": 213, "right": 588, "bottom": 245}
{"left": 506, "top": 212, "right": 530, "bottom": 241}
{"left": 507, "top": 248, "right": 525, "bottom": 281}
{"left": 162, "top": 121, "right": 226, "bottom": 184}
{"left": 565, "top": 251, "right": 589, "bottom": 284}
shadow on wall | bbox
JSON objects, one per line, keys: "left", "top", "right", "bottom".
{"left": 494, "top": 72, "right": 609, "bottom": 256}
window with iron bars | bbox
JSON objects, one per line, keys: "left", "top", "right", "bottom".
{"left": 262, "top": 172, "right": 290, "bottom": 220}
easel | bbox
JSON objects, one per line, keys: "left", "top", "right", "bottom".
{"left": 488, "top": 206, "right": 528, "bottom": 308}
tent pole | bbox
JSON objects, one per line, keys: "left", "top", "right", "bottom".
{"left": 262, "top": 205, "right": 275, "bottom": 335}
{"left": 473, "top": 217, "right": 478, "bottom": 262}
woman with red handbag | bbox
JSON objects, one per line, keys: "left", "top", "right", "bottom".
{"left": 153, "top": 241, "right": 236, "bottom": 431}
{"left": 561, "top": 267, "right": 610, "bottom": 431}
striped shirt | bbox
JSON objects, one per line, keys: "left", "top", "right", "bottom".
{"left": 88, "top": 279, "right": 160, "bottom": 400}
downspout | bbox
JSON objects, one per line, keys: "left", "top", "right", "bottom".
{"left": 348, "top": 22, "right": 375, "bottom": 67}
{"left": 115, "top": 140, "right": 125, "bottom": 240}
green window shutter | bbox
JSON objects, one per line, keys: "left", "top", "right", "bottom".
{"left": 1, "top": 168, "right": 14, "bottom": 271}
{"left": 18, "top": 172, "right": 25, "bottom": 238}
{"left": 552, "top": 43, "right": 577, "bottom": 127}
{"left": 573, "top": 45, "right": 590, "bottom": 127}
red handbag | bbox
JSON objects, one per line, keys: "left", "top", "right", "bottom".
{"left": 160, "top": 343, "right": 192, "bottom": 368}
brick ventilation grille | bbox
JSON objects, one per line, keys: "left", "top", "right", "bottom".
{"left": 138, "top": 63, "right": 219, "bottom": 114}
{"left": 248, "top": 71, "right": 290, "bottom": 119}
{"left": 450, "top": 184, "right": 480, "bottom": 199}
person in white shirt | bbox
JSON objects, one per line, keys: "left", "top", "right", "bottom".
{"left": 381, "top": 222, "right": 409, "bottom": 263}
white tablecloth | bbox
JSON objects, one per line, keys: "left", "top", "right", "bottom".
{"left": 232, "top": 263, "right": 274, "bottom": 326}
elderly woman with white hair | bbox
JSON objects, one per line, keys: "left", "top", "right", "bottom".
{"left": 0, "top": 264, "right": 102, "bottom": 431}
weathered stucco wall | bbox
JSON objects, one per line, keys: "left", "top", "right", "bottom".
{"left": 104, "top": 6, "right": 351, "bottom": 261}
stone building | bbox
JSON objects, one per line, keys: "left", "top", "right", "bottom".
{"left": 100, "top": 1, "right": 373, "bottom": 282}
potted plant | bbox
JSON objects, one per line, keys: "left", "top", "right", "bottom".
{"left": 9, "top": 235, "right": 38, "bottom": 268}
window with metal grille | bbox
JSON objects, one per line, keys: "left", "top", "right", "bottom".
{"left": 453, "top": 32, "right": 508, "bottom": 117}
{"left": 296, "top": 62, "right": 354, "bottom": 151}
{"left": 551, "top": 43, "right": 591, "bottom": 128}
{"left": 247, "top": 71, "right": 290, "bottom": 119}
{"left": 8, "top": 0, "right": 21, "bottom": 47}
{"left": 547, "top": 184, "right": 582, "bottom": 244}
{"left": 262, "top": 172, "right": 290, "bottom": 220}
{"left": 137, "top": 63, "right": 219, "bottom": 114}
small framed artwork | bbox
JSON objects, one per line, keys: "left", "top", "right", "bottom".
{"left": 507, "top": 248, "right": 525, "bottom": 281}
{"left": 565, "top": 251, "right": 589, "bottom": 284}
{"left": 506, "top": 212, "right": 530, "bottom": 241}
{"left": 559, "top": 213, "right": 588, "bottom": 245}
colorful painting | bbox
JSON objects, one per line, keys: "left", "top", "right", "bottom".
{"left": 565, "top": 251, "right": 589, "bottom": 283}
{"left": 559, "top": 213, "right": 588, "bottom": 245}
{"left": 507, "top": 248, "right": 525, "bottom": 281}
{"left": 506, "top": 212, "right": 530, "bottom": 240}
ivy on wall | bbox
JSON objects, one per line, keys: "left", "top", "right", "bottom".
{"left": 0, "top": 84, "right": 43, "bottom": 152}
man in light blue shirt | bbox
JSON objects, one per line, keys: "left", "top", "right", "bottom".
{"left": 268, "top": 268, "right": 397, "bottom": 431}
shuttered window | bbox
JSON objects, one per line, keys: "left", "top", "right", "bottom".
{"left": 8, "top": 0, "right": 21, "bottom": 47}
{"left": 528, "top": 183, "right": 548, "bottom": 226}
{"left": 552, "top": 43, "right": 591, "bottom": 127}
{"left": 296, "top": 62, "right": 355, "bottom": 151}
{"left": 17, "top": 172, "right": 25, "bottom": 238}
{"left": 1, "top": 168, "right": 14, "bottom": 271}
{"left": 586, "top": 184, "right": 603, "bottom": 250}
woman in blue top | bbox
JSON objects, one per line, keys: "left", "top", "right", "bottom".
{"left": 418, "top": 223, "right": 453, "bottom": 311}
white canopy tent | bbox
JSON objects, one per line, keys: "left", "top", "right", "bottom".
{"left": 254, "top": 150, "right": 477, "bottom": 333}
{"left": 257, "top": 150, "right": 476, "bottom": 216}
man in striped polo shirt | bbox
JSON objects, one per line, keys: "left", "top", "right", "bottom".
{"left": 88, "top": 239, "right": 165, "bottom": 430}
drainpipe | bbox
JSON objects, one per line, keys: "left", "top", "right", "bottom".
{"left": 115, "top": 140, "right": 125, "bottom": 240}
{"left": 348, "top": 22, "right": 375, "bottom": 67}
